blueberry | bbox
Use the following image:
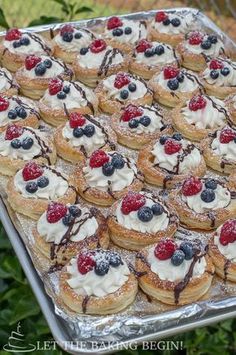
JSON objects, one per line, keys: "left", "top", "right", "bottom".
{"left": 44, "top": 59, "right": 52, "bottom": 68}
{"left": 84, "top": 124, "right": 95, "bottom": 137}
{"left": 20, "top": 37, "right": 30, "bottom": 46}
{"left": 144, "top": 48, "right": 155, "bottom": 57}
{"left": 208, "top": 35, "right": 217, "bottom": 44}
{"left": 63, "top": 85, "right": 70, "bottom": 93}
{"left": 163, "top": 18, "right": 171, "bottom": 26}
{"left": 128, "top": 83, "right": 136, "bottom": 92}
{"left": 13, "top": 41, "right": 21, "bottom": 48}
{"left": 171, "top": 250, "right": 185, "bottom": 266}
{"left": 151, "top": 203, "right": 164, "bottom": 215}
{"left": 167, "top": 78, "right": 179, "bottom": 90}
{"left": 159, "top": 135, "right": 169, "bottom": 145}
{"left": 80, "top": 47, "right": 88, "bottom": 55}
{"left": 140, "top": 115, "right": 151, "bottom": 127}
{"left": 210, "top": 70, "right": 219, "bottom": 79}
{"left": 69, "top": 205, "right": 81, "bottom": 217}
{"left": 74, "top": 32, "right": 82, "bottom": 39}
{"left": 35, "top": 63, "right": 46, "bottom": 76}
{"left": 205, "top": 178, "right": 217, "bottom": 190}
{"left": 221, "top": 67, "right": 230, "bottom": 76}
{"left": 112, "top": 28, "right": 123, "bottom": 36}
{"left": 200, "top": 188, "right": 216, "bottom": 203}
{"left": 73, "top": 127, "right": 84, "bottom": 138}
{"left": 137, "top": 206, "right": 153, "bottom": 222}
{"left": 109, "top": 252, "right": 123, "bottom": 267}
{"left": 102, "top": 162, "right": 115, "bottom": 176}
{"left": 128, "top": 119, "right": 139, "bottom": 129}
{"left": 62, "top": 32, "right": 73, "bottom": 42}
{"left": 180, "top": 241, "right": 194, "bottom": 260}
{"left": 124, "top": 27, "right": 132, "bottom": 35}
{"left": 120, "top": 89, "right": 129, "bottom": 100}
{"left": 177, "top": 73, "right": 184, "bottom": 83}
{"left": 21, "top": 137, "right": 34, "bottom": 150}
{"left": 171, "top": 18, "right": 181, "bottom": 27}
{"left": 201, "top": 40, "right": 212, "bottom": 50}
{"left": 62, "top": 214, "right": 74, "bottom": 226}
{"left": 155, "top": 45, "right": 164, "bottom": 55}
{"left": 94, "top": 260, "right": 110, "bottom": 276}
{"left": 57, "top": 91, "right": 66, "bottom": 99}
{"left": 10, "top": 139, "right": 21, "bottom": 149}
{"left": 172, "top": 133, "right": 182, "bottom": 141}
{"left": 15, "top": 106, "right": 27, "bottom": 119}
{"left": 111, "top": 154, "right": 125, "bottom": 169}
{"left": 25, "top": 182, "right": 38, "bottom": 194}
{"left": 8, "top": 109, "right": 17, "bottom": 120}
{"left": 37, "top": 176, "right": 49, "bottom": 188}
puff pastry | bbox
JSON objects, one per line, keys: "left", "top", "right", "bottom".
{"left": 0, "top": 67, "right": 19, "bottom": 96}
{"left": 225, "top": 93, "right": 236, "bottom": 125}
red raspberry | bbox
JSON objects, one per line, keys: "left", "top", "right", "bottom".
{"left": 188, "top": 95, "right": 207, "bottom": 111}
{"left": 0, "top": 96, "right": 9, "bottom": 112}
{"left": 136, "top": 39, "right": 152, "bottom": 53}
{"left": 22, "top": 161, "right": 43, "bottom": 181}
{"left": 209, "top": 59, "right": 224, "bottom": 70}
{"left": 114, "top": 72, "right": 130, "bottom": 89}
{"left": 48, "top": 78, "right": 63, "bottom": 95}
{"left": 154, "top": 239, "right": 177, "bottom": 260}
{"left": 25, "top": 55, "right": 42, "bottom": 70}
{"left": 219, "top": 220, "right": 236, "bottom": 245}
{"left": 163, "top": 66, "right": 179, "bottom": 80}
{"left": 164, "top": 139, "right": 182, "bottom": 155}
{"left": 5, "top": 28, "right": 21, "bottom": 41}
{"left": 219, "top": 128, "right": 236, "bottom": 144}
{"left": 5, "top": 124, "right": 23, "bottom": 140}
{"left": 121, "top": 104, "right": 143, "bottom": 122}
{"left": 155, "top": 11, "right": 168, "bottom": 23}
{"left": 90, "top": 39, "right": 107, "bottom": 53}
{"left": 46, "top": 202, "right": 67, "bottom": 223}
{"left": 107, "top": 16, "right": 123, "bottom": 30}
{"left": 69, "top": 112, "right": 86, "bottom": 128}
{"left": 121, "top": 192, "right": 146, "bottom": 215}
{"left": 60, "top": 24, "right": 74, "bottom": 35}
{"left": 89, "top": 150, "right": 109, "bottom": 168}
{"left": 188, "top": 31, "right": 204, "bottom": 45}
{"left": 77, "top": 251, "right": 96, "bottom": 274}
{"left": 182, "top": 176, "right": 203, "bottom": 197}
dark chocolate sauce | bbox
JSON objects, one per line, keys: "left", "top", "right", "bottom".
{"left": 207, "top": 211, "right": 216, "bottom": 228}
{"left": 70, "top": 81, "right": 94, "bottom": 114}
{"left": 98, "top": 48, "right": 121, "bottom": 77}
{"left": 128, "top": 263, "right": 147, "bottom": 278}
{"left": 163, "top": 175, "right": 173, "bottom": 189}
{"left": 136, "top": 252, "right": 150, "bottom": 267}
{"left": 24, "top": 127, "right": 52, "bottom": 164}
{"left": 82, "top": 295, "right": 90, "bottom": 313}
{"left": 0, "top": 68, "right": 18, "bottom": 89}
{"left": 224, "top": 259, "right": 231, "bottom": 282}
{"left": 11, "top": 96, "right": 41, "bottom": 119}
{"left": 27, "top": 33, "right": 52, "bottom": 55}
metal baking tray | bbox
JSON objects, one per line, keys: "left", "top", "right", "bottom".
{"left": 1, "top": 7, "right": 236, "bottom": 355}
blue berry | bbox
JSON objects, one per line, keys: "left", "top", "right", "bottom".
{"left": 171, "top": 250, "right": 185, "bottom": 266}
{"left": 94, "top": 260, "right": 110, "bottom": 276}
{"left": 172, "top": 133, "right": 182, "bottom": 141}
{"left": 10, "top": 139, "right": 21, "bottom": 149}
{"left": 73, "top": 127, "right": 83, "bottom": 138}
{"left": 25, "top": 181, "right": 38, "bottom": 194}
{"left": 74, "top": 32, "right": 82, "bottom": 39}
{"left": 44, "top": 59, "right": 52, "bottom": 68}
{"left": 205, "top": 178, "right": 217, "bottom": 190}
{"left": 57, "top": 91, "right": 66, "bottom": 99}
{"left": 163, "top": 18, "right": 171, "bottom": 26}
{"left": 177, "top": 73, "right": 184, "bottom": 83}
{"left": 35, "top": 63, "right": 46, "bottom": 76}
{"left": 84, "top": 124, "right": 95, "bottom": 137}
{"left": 80, "top": 47, "right": 88, "bottom": 55}
{"left": 62, "top": 32, "right": 73, "bottom": 42}
{"left": 8, "top": 109, "right": 17, "bottom": 120}
{"left": 37, "top": 176, "right": 49, "bottom": 188}
{"left": 201, "top": 40, "right": 212, "bottom": 50}
{"left": 62, "top": 214, "right": 74, "bottom": 226}
{"left": 111, "top": 154, "right": 125, "bottom": 169}
{"left": 20, "top": 37, "right": 30, "bottom": 46}
{"left": 171, "top": 18, "right": 181, "bottom": 27}
{"left": 155, "top": 45, "right": 164, "bottom": 55}
{"left": 210, "top": 70, "right": 219, "bottom": 79}
{"left": 15, "top": 106, "right": 27, "bottom": 118}
{"left": 120, "top": 89, "right": 129, "bottom": 100}
{"left": 128, "top": 119, "right": 139, "bottom": 129}
{"left": 112, "top": 28, "right": 123, "bottom": 36}
{"left": 151, "top": 203, "right": 164, "bottom": 215}
{"left": 63, "top": 85, "right": 70, "bottom": 94}
{"left": 137, "top": 206, "right": 153, "bottom": 222}
{"left": 140, "top": 115, "right": 151, "bottom": 127}
{"left": 102, "top": 162, "right": 115, "bottom": 176}
{"left": 128, "top": 83, "right": 136, "bottom": 92}
{"left": 21, "top": 137, "right": 34, "bottom": 150}
{"left": 221, "top": 67, "right": 230, "bottom": 76}
{"left": 69, "top": 205, "right": 81, "bottom": 217}
{"left": 124, "top": 27, "right": 132, "bottom": 35}
{"left": 180, "top": 241, "right": 194, "bottom": 260}
{"left": 13, "top": 41, "right": 21, "bottom": 48}
{"left": 208, "top": 35, "right": 217, "bottom": 44}
{"left": 109, "top": 252, "right": 122, "bottom": 267}
{"left": 144, "top": 48, "right": 155, "bottom": 57}
{"left": 167, "top": 78, "right": 179, "bottom": 90}
{"left": 200, "top": 188, "right": 216, "bottom": 203}
{"left": 159, "top": 135, "right": 169, "bottom": 145}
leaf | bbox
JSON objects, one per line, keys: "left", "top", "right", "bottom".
{"left": 75, "top": 6, "right": 93, "bottom": 14}
{"left": 28, "top": 16, "right": 62, "bottom": 27}
{"left": 10, "top": 294, "right": 40, "bottom": 324}
{"left": 0, "top": 232, "right": 11, "bottom": 250}
{"left": 52, "top": 0, "right": 67, "bottom": 7}
{"left": 0, "top": 7, "right": 9, "bottom": 29}
{"left": 0, "top": 256, "right": 23, "bottom": 283}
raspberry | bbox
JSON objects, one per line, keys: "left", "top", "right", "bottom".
{"left": 5, "top": 124, "right": 23, "bottom": 140}
{"left": 209, "top": 59, "right": 224, "bottom": 70}
{"left": 89, "top": 150, "right": 109, "bottom": 168}
{"left": 188, "top": 95, "right": 207, "bottom": 111}
{"left": 219, "top": 128, "right": 236, "bottom": 144}
{"left": 164, "top": 139, "right": 182, "bottom": 155}
{"left": 77, "top": 251, "right": 96, "bottom": 274}
{"left": 90, "top": 39, "right": 107, "bottom": 53}
{"left": 25, "top": 55, "right": 42, "bottom": 70}
{"left": 107, "top": 16, "right": 123, "bottom": 30}
{"left": 121, "top": 192, "right": 146, "bottom": 215}
{"left": 48, "top": 78, "right": 63, "bottom": 95}
{"left": 60, "top": 24, "right": 74, "bottom": 35}
{"left": 155, "top": 11, "right": 168, "bottom": 23}
{"left": 114, "top": 72, "right": 130, "bottom": 89}
{"left": 22, "top": 161, "right": 43, "bottom": 181}
{"left": 136, "top": 39, "right": 152, "bottom": 53}
{"left": 188, "top": 31, "right": 204, "bottom": 45}
{"left": 154, "top": 239, "right": 177, "bottom": 260}
{"left": 5, "top": 28, "right": 21, "bottom": 41}
{"left": 163, "top": 66, "right": 179, "bottom": 80}
{"left": 121, "top": 104, "right": 143, "bottom": 122}
{"left": 0, "top": 96, "right": 9, "bottom": 112}
{"left": 219, "top": 220, "right": 236, "bottom": 246}
{"left": 182, "top": 176, "right": 203, "bottom": 197}
{"left": 46, "top": 202, "right": 67, "bottom": 223}
{"left": 69, "top": 112, "right": 86, "bottom": 128}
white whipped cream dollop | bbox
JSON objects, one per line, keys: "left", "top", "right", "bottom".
{"left": 152, "top": 12, "right": 194, "bottom": 35}
{"left": 211, "top": 129, "right": 236, "bottom": 161}
{"left": 203, "top": 61, "right": 236, "bottom": 87}
{"left": 214, "top": 225, "right": 236, "bottom": 261}
{"left": 0, "top": 68, "right": 13, "bottom": 92}
{"left": 3, "top": 33, "right": 50, "bottom": 55}
{"left": 54, "top": 28, "right": 94, "bottom": 51}
{"left": 184, "top": 36, "right": 224, "bottom": 56}
{"left": 78, "top": 46, "right": 124, "bottom": 69}
{"left": 22, "top": 55, "right": 66, "bottom": 79}
{"left": 155, "top": 70, "right": 199, "bottom": 92}
{"left": 135, "top": 42, "right": 177, "bottom": 66}
{"left": 66, "top": 255, "right": 130, "bottom": 297}
{"left": 105, "top": 19, "right": 147, "bottom": 44}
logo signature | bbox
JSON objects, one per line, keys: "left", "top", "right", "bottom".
{"left": 3, "top": 322, "right": 36, "bottom": 353}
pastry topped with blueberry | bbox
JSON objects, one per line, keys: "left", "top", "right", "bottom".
{"left": 136, "top": 238, "right": 214, "bottom": 305}
{"left": 7, "top": 161, "right": 76, "bottom": 219}
{"left": 0, "top": 67, "right": 18, "bottom": 96}
{"left": 54, "top": 112, "right": 117, "bottom": 163}
{"left": 111, "top": 103, "right": 172, "bottom": 150}
{"left": 15, "top": 54, "right": 73, "bottom": 100}
{"left": 95, "top": 72, "right": 153, "bottom": 114}
{"left": 33, "top": 201, "right": 109, "bottom": 265}
{"left": 130, "top": 39, "right": 181, "bottom": 80}
{"left": 0, "top": 28, "right": 54, "bottom": 72}
{"left": 170, "top": 176, "right": 236, "bottom": 230}
{"left": 39, "top": 77, "right": 98, "bottom": 127}
{"left": 108, "top": 190, "right": 178, "bottom": 250}
{"left": 103, "top": 16, "right": 147, "bottom": 54}
{"left": 177, "top": 31, "right": 225, "bottom": 72}
{"left": 149, "top": 65, "right": 201, "bottom": 107}
{"left": 138, "top": 132, "right": 206, "bottom": 188}
{"left": 75, "top": 149, "right": 144, "bottom": 206}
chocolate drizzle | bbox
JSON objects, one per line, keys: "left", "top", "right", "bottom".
{"left": 84, "top": 114, "right": 115, "bottom": 150}
{"left": 25, "top": 127, "right": 52, "bottom": 164}
{"left": 224, "top": 259, "right": 231, "bottom": 282}
{"left": 27, "top": 33, "right": 52, "bottom": 55}
{"left": 136, "top": 252, "right": 150, "bottom": 267}
{"left": 207, "top": 211, "right": 216, "bottom": 228}
{"left": 82, "top": 295, "right": 90, "bottom": 313}
{"left": 205, "top": 94, "right": 230, "bottom": 120}
{"left": 11, "top": 96, "right": 41, "bottom": 119}
{"left": 0, "top": 68, "right": 18, "bottom": 89}
{"left": 70, "top": 81, "right": 94, "bottom": 114}
{"left": 138, "top": 20, "right": 146, "bottom": 40}
{"left": 128, "top": 262, "right": 147, "bottom": 278}
{"left": 184, "top": 70, "right": 205, "bottom": 94}
{"left": 98, "top": 48, "right": 121, "bottom": 77}
{"left": 163, "top": 175, "right": 173, "bottom": 189}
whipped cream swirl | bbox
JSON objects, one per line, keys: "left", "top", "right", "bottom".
{"left": 105, "top": 19, "right": 147, "bottom": 44}
{"left": 135, "top": 42, "right": 178, "bottom": 66}
{"left": 4, "top": 33, "right": 51, "bottom": 55}
{"left": 22, "top": 55, "right": 67, "bottom": 79}
{"left": 152, "top": 12, "right": 194, "bottom": 35}
{"left": 211, "top": 129, "right": 236, "bottom": 161}
{"left": 78, "top": 46, "right": 124, "bottom": 69}
{"left": 155, "top": 70, "right": 199, "bottom": 92}
{"left": 184, "top": 35, "right": 224, "bottom": 56}
{"left": 0, "top": 68, "right": 13, "bottom": 92}
{"left": 54, "top": 28, "right": 94, "bottom": 51}
{"left": 203, "top": 60, "right": 236, "bottom": 87}
{"left": 214, "top": 225, "right": 236, "bottom": 261}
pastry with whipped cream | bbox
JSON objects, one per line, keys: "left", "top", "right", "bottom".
{"left": 170, "top": 176, "right": 236, "bottom": 230}
{"left": 225, "top": 92, "right": 236, "bottom": 125}
{"left": 7, "top": 161, "right": 76, "bottom": 219}
{"left": 75, "top": 149, "right": 144, "bottom": 206}
{"left": 108, "top": 190, "right": 179, "bottom": 250}
{"left": 73, "top": 39, "right": 130, "bottom": 88}
{"left": 0, "top": 28, "right": 54, "bottom": 72}
{"left": 148, "top": 65, "right": 201, "bottom": 107}
{"left": 39, "top": 77, "right": 98, "bottom": 126}
{"left": 15, "top": 54, "right": 73, "bottom": 100}
{"left": 209, "top": 219, "right": 236, "bottom": 282}
{"left": 0, "top": 124, "right": 56, "bottom": 175}
{"left": 0, "top": 67, "right": 19, "bottom": 96}
{"left": 138, "top": 132, "right": 206, "bottom": 188}
{"left": 54, "top": 112, "right": 117, "bottom": 162}
{"left": 33, "top": 202, "right": 109, "bottom": 265}
{"left": 103, "top": 16, "right": 147, "bottom": 54}
{"left": 172, "top": 94, "right": 229, "bottom": 141}
{"left": 136, "top": 238, "right": 214, "bottom": 305}
{"left": 177, "top": 31, "right": 225, "bottom": 72}
{"left": 95, "top": 72, "right": 153, "bottom": 114}
{"left": 111, "top": 103, "right": 172, "bottom": 150}
{"left": 59, "top": 248, "right": 137, "bottom": 314}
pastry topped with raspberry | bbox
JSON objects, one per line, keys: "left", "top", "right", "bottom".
{"left": 0, "top": 67, "right": 18, "bottom": 96}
